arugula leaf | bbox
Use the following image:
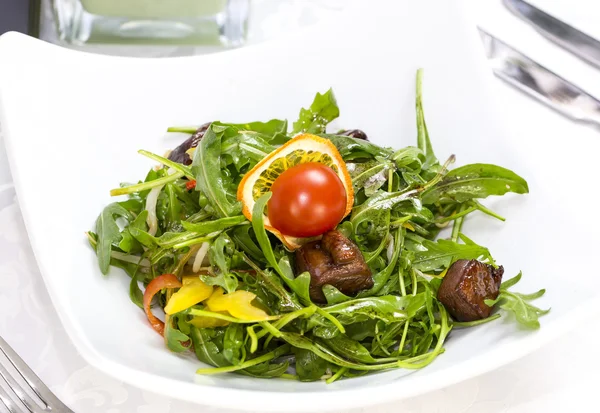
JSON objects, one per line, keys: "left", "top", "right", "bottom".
{"left": 323, "top": 294, "right": 426, "bottom": 324}
{"left": 251, "top": 193, "right": 303, "bottom": 309}
{"left": 323, "top": 134, "right": 393, "bottom": 160}
{"left": 323, "top": 285, "right": 353, "bottom": 305}
{"left": 165, "top": 317, "right": 191, "bottom": 353}
{"left": 278, "top": 256, "right": 313, "bottom": 305}
{"left": 500, "top": 270, "right": 524, "bottom": 290}
{"left": 322, "top": 334, "right": 379, "bottom": 364}
{"left": 118, "top": 198, "right": 144, "bottom": 215}
{"left": 292, "top": 89, "right": 340, "bottom": 134}
{"left": 118, "top": 210, "right": 148, "bottom": 254}
{"left": 279, "top": 332, "right": 401, "bottom": 371}
{"left": 347, "top": 159, "right": 394, "bottom": 196}
{"left": 357, "top": 229, "right": 403, "bottom": 297}
{"left": 129, "top": 270, "right": 144, "bottom": 309}
{"left": 351, "top": 189, "right": 418, "bottom": 227}
{"left": 229, "top": 119, "right": 288, "bottom": 137}
{"left": 485, "top": 272, "right": 549, "bottom": 329}
{"left": 190, "top": 326, "right": 229, "bottom": 367}
{"left": 294, "top": 347, "right": 331, "bottom": 382}
{"left": 95, "top": 203, "right": 134, "bottom": 274}
{"left": 242, "top": 361, "right": 289, "bottom": 378}
{"left": 221, "top": 129, "right": 278, "bottom": 171}
{"left": 241, "top": 253, "right": 300, "bottom": 312}
{"left": 312, "top": 322, "right": 341, "bottom": 339}
{"left": 182, "top": 215, "right": 246, "bottom": 234}
{"left": 192, "top": 123, "right": 242, "bottom": 217}
{"left": 422, "top": 163, "right": 529, "bottom": 204}
{"left": 350, "top": 189, "right": 417, "bottom": 250}
{"left": 412, "top": 235, "right": 492, "bottom": 272}
{"left": 223, "top": 324, "right": 245, "bottom": 365}
{"left": 230, "top": 225, "right": 265, "bottom": 263}
{"left": 164, "top": 184, "right": 182, "bottom": 231}
{"left": 392, "top": 146, "right": 426, "bottom": 172}
{"left": 205, "top": 233, "right": 239, "bottom": 293}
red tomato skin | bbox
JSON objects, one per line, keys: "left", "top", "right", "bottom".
{"left": 267, "top": 162, "right": 347, "bottom": 238}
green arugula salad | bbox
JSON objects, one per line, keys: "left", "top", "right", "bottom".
{"left": 88, "top": 70, "right": 548, "bottom": 382}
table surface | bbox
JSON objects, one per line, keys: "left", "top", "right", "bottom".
{"left": 1, "top": 1, "right": 600, "bottom": 412}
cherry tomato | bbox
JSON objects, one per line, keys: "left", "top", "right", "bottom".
{"left": 268, "top": 162, "right": 346, "bottom": 238}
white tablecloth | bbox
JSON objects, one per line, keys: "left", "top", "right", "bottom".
{"left": 1, "top": 1, "right": 600, "bottom": 412}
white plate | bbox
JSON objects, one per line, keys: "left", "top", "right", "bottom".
{"left": 1, "top": 1, "right": 599, "bottom": 411}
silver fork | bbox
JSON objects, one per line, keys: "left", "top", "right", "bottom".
{"left": 0, "top": 336, "right": 74, "bottom": 413}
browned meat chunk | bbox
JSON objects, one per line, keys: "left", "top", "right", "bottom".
{"left": 339, "top": 129, "right": 369, "bottom": 141}
{"left": 168, "top": 122, "right": 211, "bottom": 165}
{"left": 437, "top": 259, "right": 504, "bottom": 322}
{"left": 295, "top": 230, "right": 373, "bottom": 303}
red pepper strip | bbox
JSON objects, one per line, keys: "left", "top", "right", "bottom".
{"left": 186, "top": 180, "right": 197, "bottom": 191}
{"left": 143, "top": 274, "right": 182, "bottom": 336}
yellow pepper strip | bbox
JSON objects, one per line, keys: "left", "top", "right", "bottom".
{"left": 189, "top": 312, "right": 230, "bottom": 328}
{"left": 206, "top": 288, "right": 271, "bottom": 321}
{"left": 402, "top": 222, "right": 415, "bottom": 232}
{"left": 164, "top": 276, "right": 213, "bottom": 315}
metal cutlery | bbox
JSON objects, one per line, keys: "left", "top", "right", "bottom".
{"left": 0, "top": 335, "right": 74, "bottom": 413}
{"left": 503, "top": 0, "right": 600, "bottom": 69}
{"left": 479, "top": 28, "right": 600, "bottom": 127}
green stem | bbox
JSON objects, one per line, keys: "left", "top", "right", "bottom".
{"left": 258, "top": 321, "right": 282, "bottom": 337}
{"left": 171, "top": 233, "right": 220, "bottom": 250}
{"left": 315, "top": 307, "right": 346, "bottom": 334}
{"left": 411, "top": 269, "right": 418, "bottom": 296}
{"left": 435, "top": 206, "right": 477, "bottom": 224}
{"left": 138, "top": 150, "right": 194, "bottom": 179}
{"left": 399, "top": 267, "right": 406, "bottom": 297}
{"left": 397, "top": 305, "right": 451, "bottom": 369}
{"left": 326, "top": 367, "right": 348, "bottom": 384}
{"left": 421, "top": 155, "right": 456, "bottom": 191}
{"left": 398, "top": 320, "right": 410, "bottom": 355}
{"left": 256, "top": 306, "right": 316, "bottom": 340}
{"left": 110, "top": 172, "right": 184, "bottom": 196}
{"left": 452, "top": 313, "right": 501, "bottom": 328}
{"left": 472, "top": 200, "right": 506, "bottom": 222}
{"left": 389, "top": 216, "right": 412, "bottom": 228}
{"left": 196, "top": 345, "right": 290, "bottom": 375}
{"left": 188, "top": 309, "right": 280, "bottom": 323}
{"left": 247, "top": 326, "right": 258, "bottom": 353}
{"left": 451, "top": 204, "right": 467, "bottom": 243}
{"left": 167, "top": 126, "right": 198, "bottom": 133}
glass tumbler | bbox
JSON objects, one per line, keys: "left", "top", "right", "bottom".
{"left": 52, "top": 0, "right": 249, "bottom": 46}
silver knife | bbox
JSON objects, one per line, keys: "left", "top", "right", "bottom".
{"left": 503, "top": 0, "right": 600, "bottom": 69}
{"left": 479, "top": 29, "right": 600, "bottom": 126}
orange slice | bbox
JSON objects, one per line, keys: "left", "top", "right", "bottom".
{"left": 237, "top": 133, "right": 353, "bottom": 249}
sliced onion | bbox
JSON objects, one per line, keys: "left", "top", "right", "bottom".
{"left": 145, "top": 184, "right": 164, "bottom": 236}
{"left": 193, "top": 242, "right": 211, "bottom": 273}
{"left": 386, "top": 233, "right": 395, "bottom": 262}
{"left": 145, "top": 168, "right": 176, "bottom": 236}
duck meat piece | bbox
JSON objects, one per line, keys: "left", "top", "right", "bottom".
{"left": 437, "top": 259, "right": 504, "bottom": 322}
{"left": 339, "top": 129, "right": 369, "bottom": 141}
{"left": 295, "top": 230, "right": 373, "bottom": 303}
{"left": 167, "top": 122, "right": 211, "bottom": 165}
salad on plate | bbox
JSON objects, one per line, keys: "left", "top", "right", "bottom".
{"left": 88, "top": 70, "right": 548, "bottom": 382}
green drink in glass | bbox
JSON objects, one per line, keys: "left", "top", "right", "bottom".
{"left": 52, "top": 0, "right": 249, "bottom": 46}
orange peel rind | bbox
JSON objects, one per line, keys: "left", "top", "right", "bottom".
{"left": 237, "top": 133, "right": 354, "bottom": 250}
